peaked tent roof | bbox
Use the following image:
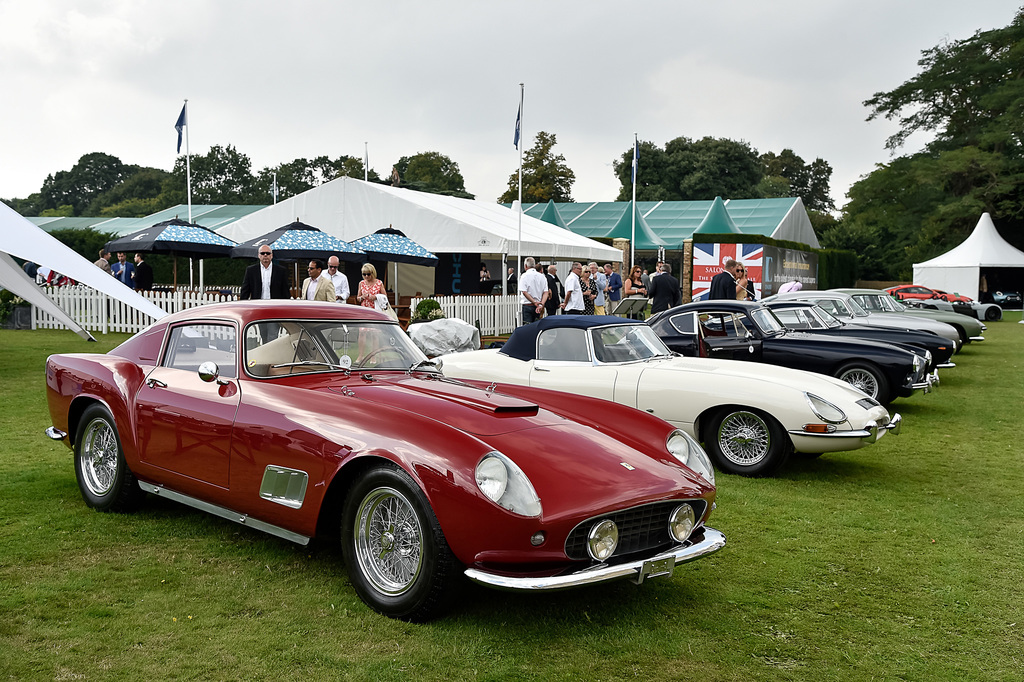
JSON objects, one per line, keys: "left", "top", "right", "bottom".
{"left": 218, "top": 177, "right": 620, "bottom": 262}
{"left": 538, "top": 200, "right": 568, "bottom": 228}
{"left": 915, "top": 213, "right": 1024, "bottom": 268}
{"left": 693, "top": 197, "right": 742, "bottom": 234}
{"left": 519, "top": 197, "right": 819, "bottom": 249}
{"left": 605, "top": 201, "right": 666, "bottom": 249}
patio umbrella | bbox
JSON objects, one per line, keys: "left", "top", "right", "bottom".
{"left": 351, "top": 226, "right": 438, "bottom": 303}
{"left": 105, "top": 217, "right": 238, "bottom": 288}
{"left": 230, "top": 220, "right": 364, "bottom": 261}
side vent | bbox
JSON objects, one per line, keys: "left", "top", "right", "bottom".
{"left": 259, "top": 466, "right": 309, "bottom": 509}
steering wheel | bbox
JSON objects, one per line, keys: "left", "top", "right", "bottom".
{"left": 355, "top": 347, "right": 393, "bottom": 368}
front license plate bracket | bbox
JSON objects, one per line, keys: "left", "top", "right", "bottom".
{"left": 632, "top": 556, "right": 675, "bottom": 584}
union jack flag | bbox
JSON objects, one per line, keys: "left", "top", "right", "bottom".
{"left": 691, "top": 243, "right": 763, "bottom": 300}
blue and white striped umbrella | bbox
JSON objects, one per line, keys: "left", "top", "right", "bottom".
{"left": 351, "top": 227, "right": 438, "bottom": 267}
{"left": 231, "top": 220, "right": 364, "bottom": 261}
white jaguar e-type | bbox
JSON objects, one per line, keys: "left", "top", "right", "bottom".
{"left": 439, "top": 316, "right": 902, "bottom": 477}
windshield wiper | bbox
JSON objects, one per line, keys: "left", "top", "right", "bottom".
{"left": 272, "top": 360, "right": 351, "bottom": 372}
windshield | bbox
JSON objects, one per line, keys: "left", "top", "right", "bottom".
{"left": 591, "top": 325, "right": 671, "bottom": 363}
{"left": 880, "top": 295, "right": 905, "bottom": 312}
{"left": 845, "top": 298, "right": 869, "bottom": 317}
{"left": 812, "top": 305, "right": 843, "bottom": 328}
{"left": 773, "top": 307, "right": 827, "bottom": 331}
{"left": 749, "top": 307, "right": 786, "bottom": 334}
{"left": 244, "top": 320, "right": 427, "bottom": 377}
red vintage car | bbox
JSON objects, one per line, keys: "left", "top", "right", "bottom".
{"left": 885, "top": 284, "right": 972, "bottom": 303}
{"left": 44, "top": 301, "right": 723, "bottom": 621}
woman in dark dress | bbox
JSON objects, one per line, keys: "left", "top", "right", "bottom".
{"left": 581, "top": 267, "right": 598, "bottom": 315}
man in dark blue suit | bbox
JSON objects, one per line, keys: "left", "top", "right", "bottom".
{"left": 240, "top": 246, "right": 290, "bottom": 299}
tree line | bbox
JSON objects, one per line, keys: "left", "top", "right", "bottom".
{"left": 7, "top": 7, "right": 1023, "bottom": 282}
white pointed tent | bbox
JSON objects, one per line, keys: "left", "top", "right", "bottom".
{"left": 913, "top": 213, "right": 1024, "bottom": 300}
{"left": 218, "top": 176, "right": 621, "bottom": 262}
{"left": 0, "top": 202, "right": 167, "bottom": 340}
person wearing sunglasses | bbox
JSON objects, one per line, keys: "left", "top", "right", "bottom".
{"left": 326, "top": 255, "right": 351, "bottom": 303}
{"left": 302, "top": 259, "right": 335, "bottom": 301}
{"left": 356, "top": 264, "right": 386, "bottom": 308}
{"left": 240, "top": 246, "right": 290, "bottom": 300}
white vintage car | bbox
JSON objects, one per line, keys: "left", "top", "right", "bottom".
{"left": 439, "top": 316, "right": 902, "bottom": 477}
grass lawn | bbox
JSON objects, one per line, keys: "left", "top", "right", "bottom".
{"left": 2, "top": 314, "right": 1023, "bottom": 681}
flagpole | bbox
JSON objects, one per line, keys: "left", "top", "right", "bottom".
{"left": 364, "top": 142, "right": 369, "bottom": 182}
{"left": 184, "top": 100, "right": 195, "bottom": 289}
{"left": 516, "top": 83, "right": 524, "bottom": 293}
{"left": 631, "top": 132, "right": 637, "bottom": 270}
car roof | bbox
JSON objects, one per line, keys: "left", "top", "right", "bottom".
{"left": 500, "top": 315, "right": 632, "bottom": 361}
{"left": 158, "top": 300, "right": 392, "bottom": 327}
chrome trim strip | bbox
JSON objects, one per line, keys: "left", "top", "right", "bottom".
{"left": 969, "top": 336, "right": 985, "bottom": 341}
{"left": 937, "top": 362, "right": 955, "bottom": 368}
{"left": 45, "top": 426, "right": 67, "bottom": 441}
{"left": 463, "top": 527, "right": 725, "bottom": 591}
{"left": 137, "top": 481, "right": 310, "bottom": 546}
{"left": 788, "top": 413, "right": 900, "bottom": 440}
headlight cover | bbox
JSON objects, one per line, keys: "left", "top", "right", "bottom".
{"left": 666, "top": 430, "right": 715, "bottom": 487}
{"left": 475, "top": 451, "right": 542, "bottom": 517}
{"left": 805, "top": 393, "right": 847, "bottom": 424}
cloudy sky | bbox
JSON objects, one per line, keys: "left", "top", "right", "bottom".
{"left": 0, "top": 1, "right": 1019, "bottom": 210}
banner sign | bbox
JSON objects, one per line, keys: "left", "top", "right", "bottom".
{"left": 690, "top": 243, "right": 818, "bottom": 300}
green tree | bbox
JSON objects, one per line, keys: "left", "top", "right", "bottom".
{"left": 613, "top": 136, "right": 763, "bottom": 201}
{"left": 760, "top": 149, "right": 835, "bottom": 212}
{"left": 39, "top": 152, "right": 131, "bottom": 215}
{"left": 393, "top": 151, "right": 471, "bottom": 197}
{"left": 498, "top": 131, "right": 576, "bottom": 203}
{"left": 87, "top": 167, "right": 173, "bottom": 216}
{"left": 168, "top": 144, "right": 258, "bottom": 204}
{"left": 842, "top": 7, "right": 1024, "bottom": 278}
{"left": 254, "top": 155, "right": 380, "bottom": 202}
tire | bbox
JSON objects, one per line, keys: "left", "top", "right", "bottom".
{"left": 74, "top": 404, "right": 146, "bottom": 512}
{"left": 341, "top": 463, "right": 461, "bottom": 621}
{"left": 835, "top": 362, "right": 889, "bottom": 402}
{"left": 704, "top": 408, "right": 790, "bottom": 477}
{"left": 985, "top": 306, "right": 1001, "bottom": 321}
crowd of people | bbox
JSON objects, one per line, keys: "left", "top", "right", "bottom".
{"left": 91, "top": 248, "right": 153, "bottom": 290}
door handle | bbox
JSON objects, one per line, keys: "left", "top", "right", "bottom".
{"left": 533, "top": 366, "right": 550, "bottom": 372}
{"left": 146, "top": 378, "right": 167, "bottom": 389}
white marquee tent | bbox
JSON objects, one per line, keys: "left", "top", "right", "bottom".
{"left": 218, "top": 176, "right": 622, "bottom": 262}
{"left": 913, "top": 213, "right": 1024, "bottom": 300}
{"left": 0, "top": 202, "right": 167, "bottom": 340}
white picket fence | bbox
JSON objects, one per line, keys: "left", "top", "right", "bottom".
{"left": 410, "top": 294, "right": 520, "bottom": 336}
{"left": 33, "top": 286, "right": 239, "bottom": 335}
{"left": 29, "top": 286, "right": 522, "bottom": 336}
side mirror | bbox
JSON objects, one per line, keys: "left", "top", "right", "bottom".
{"left": 198, "top": 361, "right": 229, "bottom": 386}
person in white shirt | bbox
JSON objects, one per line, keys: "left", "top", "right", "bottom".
{"left": 561, "top": 262, "right": 585, "bottom": 314}
{"left": 518, "top": 257, "right": 548, "bottom": 324}
{"left": 326, "top": 255, "right": 351, "bottom": 302}
{"left": 589, "top": 262, "right": 608, "bottom": 315}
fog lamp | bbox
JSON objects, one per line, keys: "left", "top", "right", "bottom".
{"left": 587, "top": 519, "right": 618, "bottom": 561}
{"left": 668, "top": 504, "right": 696, "bottom": 543}
{"left": 530, "top": 531, "right": 546, "bottom": 546}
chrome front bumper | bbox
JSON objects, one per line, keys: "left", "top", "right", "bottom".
{"left": 464, "top": 527, "right": 726, "bottom": 591}
{"left": 45, "top": 426, "right": 68, "bottom": 441}
{"left": 969, "top": 335, "right": 985, "bottom": 341}
{"left": 788, "top": 412, "right": 902, "bottom": 443}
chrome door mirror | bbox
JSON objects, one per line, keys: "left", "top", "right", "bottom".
{"left": 198, "top": 361, "right": 229, "bottom": 386}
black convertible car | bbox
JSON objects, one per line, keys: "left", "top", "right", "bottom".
{"left": 763, "top": 300, "right": 956, "bottom": 372}
{"left": 647, "top": 300, "right": 933, "bottom": 403}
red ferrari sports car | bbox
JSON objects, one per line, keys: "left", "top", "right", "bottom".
{"left": 44, "top": 301, "right": 723, "bottom": 621}
{"left": 885, "top": 284, "right": 972, "bottom": 303}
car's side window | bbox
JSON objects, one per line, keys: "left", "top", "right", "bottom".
{"left": 814, "top": 299, "right": 839, "bottom": 315}
{"left": 537, "top": 328, "right": 590, "bottom": 362}
{"left": 669, "top": 312, "right": 696, "bottom": 335}
{"left": 774, "top": 308, "right": 809, "bottom": 329}
{"left": 163, "top": 324, "right": 237, "bottom": 378}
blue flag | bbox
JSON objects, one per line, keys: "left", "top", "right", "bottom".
{"left": 174, "top": 103, "right": 187, "bottom": 153}
{"left": 514, "top": 99, "right": 521, "bottom": 150}
{"left": 631, "top": 134, "right": 639, "bottom": 184}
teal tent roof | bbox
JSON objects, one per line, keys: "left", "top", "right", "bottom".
{"left": 693, "top": 197, "right": 741, "bottom": 234}
{"left": 606, "top": 201, "right": 666, "bottom": 249}
{"left": 515, "top": 197, "right": 818, "bottom": 249}
{"left": 538, "top": 200, "right": 567, "bottom": 228}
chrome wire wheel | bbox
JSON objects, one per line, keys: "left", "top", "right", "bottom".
{"left": 837, "top": 367, "right": 880, "bottom": 398}
{"left": 79, "top": 416, "right": 119, "bottom": 497}
{"left": 716, "top": 411, "right": 771, "bottom": 466}
{"left": 353, "top": 486, "right": 424, "bottom": 596}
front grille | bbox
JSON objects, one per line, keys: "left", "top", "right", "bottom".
{"left": 564, "top": 500, "right": 708, "bottom": 561}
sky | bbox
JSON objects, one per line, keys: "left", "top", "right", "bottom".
{"left": 0, "top": 0, "right": 1020, "bottom": 211}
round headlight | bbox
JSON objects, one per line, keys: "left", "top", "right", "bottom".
{"left": 668, "top": 504, "right": 696, "bottom": 542}
{"left": 474, "top": 451, "right": 542, "bottom": 517}
{"left": 475, "top": 456, "right": 507, "bottom": 501}
{"left": 587, "top": 519, "right": 619, "bottom": 561}
{"left": 666, "top": 430, "right": 716, "bottom": 487}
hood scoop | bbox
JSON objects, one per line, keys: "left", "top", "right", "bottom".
{"left": 400, "top": 379, "right": 540, "bottom": 415}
